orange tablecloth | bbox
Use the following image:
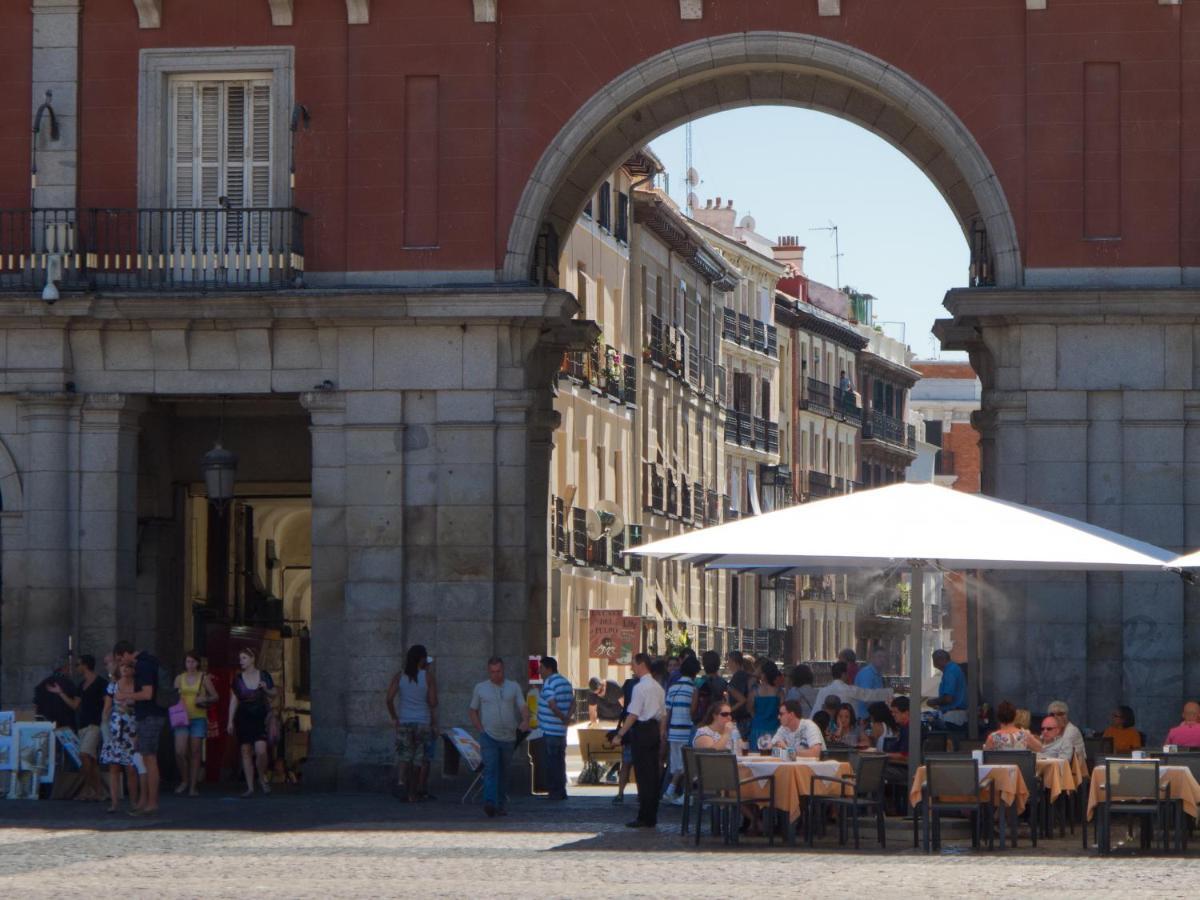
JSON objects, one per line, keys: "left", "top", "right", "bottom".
{"left": 1037, "top": 757, "right": 1077, "bottom": 801}
{"left": 910, "top": 764, "right": 1030, "bottom": 814}
{"left": 738, "top": 758, "right": 855, "bottom": 823}
{"left": 1086, "top": 766, "right": 1200, "bottom": 821}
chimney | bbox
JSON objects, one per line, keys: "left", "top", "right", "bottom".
{"left": 773, "top": 235, "right": 807, "bottom": 299}
{"left": 692, "top": 193, "right": 737, "bottom": 237}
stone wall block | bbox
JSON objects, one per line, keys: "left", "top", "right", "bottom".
{"left": 1026, "top": 424, "right": 1088, "bottom": 462}
{"left": 337, "top": 328, "right": 374, "bottom": 389}
{"left": 1165, "top": 325, "right": 1193, "bottom": 389}
{"left": 273, "top": 328, "right": 323, "bottom": 370}
{"left": 497, "top": 465, "right": 526, "bottom": 505}
{"left": 344, "top": 506, "right": 401, "bottom": 546}
{"left": 347, "top": 546, "right": 402, "bottom": 583}
{"left": 1122, "top": 503, "right": 1184, "bottom": 548}
{"left": 436, "top": 505, "right": 495, "bottom": 547}
{"left": 345, "top": 582, "right": 402, "bottom": 621}
{"left": 345, "top": 463, "right": 402, "bottom": 507}
{"left": 404, "top": 506, "right": 436, "bottom": 547}
{"left": 438, "top": 582, "right": 495, "bottom": 621}
{"left": 1024, "top": 580, "right": 1086, "bottom": 623}
{"left": 310, "top": 465, "right": 346, "bottom": 508}
{"left": 1019, "top": 325, "right": 1056, "bottom": 389}
{"left": 375, "top": 327, "right": 464, "bottom": 390}
{"left": 1086, "top": 462, "right": 1122, "bottom": 505}
{"left": 404, "top": 462, "right": 437, "bottom": 505}
{"left": 436, "top": 620, "right": 494, "bottom": 658}
{"left": 496, "top": 427, "right": 528, "bottom": 466}
{"left": 436, "top": 546, "right": 494, "bottom": 581}
{"left": 1026, "top": 461, "right": 1086, "bottom": 506}
{"left": 342, "top": 427, "right": 404, "bottom": 466}
{"left": 1123, "top": 390, "right": 1183, "bottom": 422}
{"left": 1087, "top": 391, "right": 1123, "bottom": 422}
{"left": 436, "top": 463, "right": 494, "bottom": 505}
{"left": 1087, "top": 420, "right": 1122, "bottom": 463}
{"left": 1122, "top": 424, "right": 1183, "bottom": 463}
{"left": 495, "top": 549, "right": 526, "bottom": 583}
{"left": 187, "top": 331, "right": 240, "bottom": 370}
{"left": 435, "top": 390, "right": 496, "bottom": 423}
{"left": 1027, "top": 390, "right": 1087, "bottom": 421}
{"left": 435, "top": 426, "right": 495, "bottom": 465}
{"left": 1121, "top": 461, "right": 1181, "bottom": 504}
{"left": 402, "top": 583, "right": 439, "bottom": 621}
{"left": 346, "top": 390, "right": 404, "bottom": 425}
{"left": 1057, "top": 326, "right": 1163, "bottom": 390}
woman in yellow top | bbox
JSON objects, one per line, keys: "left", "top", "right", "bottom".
{"left": 1102, "top": 705, "right": 1142, "bottom": 754}
{"left": 173, "top": 650, "right": 216, "bottom": 796}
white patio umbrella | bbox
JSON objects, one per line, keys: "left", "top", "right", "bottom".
{"left": 1165, "top": 547, "right": 1200, "bottom": 569}
{"left": 629, "top": 482, "right": 1175, "bottom": 777}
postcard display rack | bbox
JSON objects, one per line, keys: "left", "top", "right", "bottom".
{"left": 0, "top": 713, "right": 57, "bottom": 800}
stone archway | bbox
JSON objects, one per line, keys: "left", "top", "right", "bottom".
{"left": 503, "top": 32, "right": 1021, "bottom": 288}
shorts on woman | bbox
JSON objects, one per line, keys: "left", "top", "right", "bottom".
{"left": 395, "top": 723, "right": 433, "bottom": 765}
{"left": 234, "top": 707, "right": 269, "bottom": 746}
{"left": 174, "top": 717, "right": 208, "bottom": 739}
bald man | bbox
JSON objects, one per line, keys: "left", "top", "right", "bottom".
{"left": 1165, "top": 701, "right": 1200, "bottom": 749}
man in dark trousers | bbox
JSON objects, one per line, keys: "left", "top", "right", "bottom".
{"left": 612, "top": 652, "right": 665, "bottom": 829}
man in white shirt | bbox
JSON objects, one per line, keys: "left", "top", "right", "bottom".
{"left": 771, "top": 700, "right": 826, "bottom": 758}
{"left": 1044, "top": 700, "right": 1086, "bottom": 763}
{"left": 613, "top": 652, "right": 666, "bottom": 828}
{"left": 814, "top": 661, "right": 895, "bottom": 717}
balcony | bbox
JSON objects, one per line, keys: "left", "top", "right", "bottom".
{"left": 647, "top": 314, "right": 685, "bottom": 378}
{"left": 693, "top": 482, "right": 705, "bottom": 526}
{"left": 863, "top": 409, "right": 912, "bottom": 451}
{"left": 721, "top": 307, "right": 777, "bottom": 359}
{"left": 0, "top": 207, "right": 305, "bottom": 293}
{"left": 571, "top": 507, "right": 588, "bottom": 564}
{"left": 752, "top": 319, "right": 766, "bottom": 353}
{"left": 806, "top": 470, "right": 834, "bottom": 499}
{"left": 707, "top": 489, "right": 720, "bottom": 525}
{"left": 722, "top": 307, "right": 737, "bottom": 341}
{"left": 724, "top": 410, "right": 778, "bottom": 454}
{"left": 804, "top": 378, "right": 832, "bottom": 416}
{"left": 832, "top": 386, "right": 863, "bottom": 425}
{"left": 622, "top": 353, "right": 638, "bottom": 406}
{"left": 680, "top": 477, "right": 692, "bottom": 520}
{"left": 647, "top": 468, "right": 665, "bottom": 514}
{"left": 738, "top": 312, "right": 752, "bottom": 346}
{"left": 666, "top": 474, "right": 678, "bottom": 518}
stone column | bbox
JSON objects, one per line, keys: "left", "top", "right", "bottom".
{"left": 77, "top": 394, "right": 142, "bottom": 657}
{"left": 5, "top": 393, "right": 75, "bottom": 702}
{"left": 302, "top": 389, "right": 406, "bottom": 789}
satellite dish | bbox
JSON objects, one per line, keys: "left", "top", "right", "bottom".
{"left": 686, "top": 167, "right": 701, "bottom": 187}
{"left": 595, "top": 500, "right": 626, "bottom": 537}
{"left": 740, "top": 214, "right": 757, "bottom": 231}
{"left": 585, "top": 508, "right": 605, "bottom": 541}
{"left": 686, "top": 191, "right": 699, "bottom": 211}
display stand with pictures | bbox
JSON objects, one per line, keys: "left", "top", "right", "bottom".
{"left": 442, "top": 727, "right": 484, "bottom": 803}
{"left": 4, "top": 720, "right": 55, "bottom": 800}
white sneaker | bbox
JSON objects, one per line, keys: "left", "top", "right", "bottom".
{"left": 662, "top": 787, "right": 677, "bottom": 801}
{"left": 670, "top": 793, "right": 686, "bottom": 806}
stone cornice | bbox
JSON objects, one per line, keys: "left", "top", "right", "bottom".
{"left": 473, "top": 0, "right": 497, "bottom": 22}
{"left": 0, "top": 287, "right": 579, "bottom": 327}
{"left": 346, "top": 0, "right": 368, "bottom": 24}
{"left": 132, "top": 0, "right": 161, "bottom": 28}
{"left": 268, "top": 0, "right": 293, "bottom": 26}
{"left": 943, "top": 287, "right": 1200, "bottom": 324}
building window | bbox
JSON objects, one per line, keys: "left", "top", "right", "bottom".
{"left": 170, "top": 77, "right": 273, "bottom": 211}
{"left": 615, "top": 191, "right": 629, "bottom": 243}
{"left": 138, "top": 47, "right": 292, "bottom": 209}
{"left": 583, "top": 196, "right": 593, "bottom": 219}
{"left": 598, "top": 182, "right": 611, "bottom": 231}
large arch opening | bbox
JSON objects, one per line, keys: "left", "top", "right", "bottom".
{"left": 504, "top": 32, "right": 1019, "bottom": 289}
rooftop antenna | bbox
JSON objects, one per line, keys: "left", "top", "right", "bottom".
{"left": 809, "top": 221, "right": 843, "bottom": 289}
{"left": 683, "top": 121, "right": 701, "bottom": 216}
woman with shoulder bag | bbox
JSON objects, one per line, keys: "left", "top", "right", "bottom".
{"left": 171, "top": 650, "right": 216, "bottom": 796}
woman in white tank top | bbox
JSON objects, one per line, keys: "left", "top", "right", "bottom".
{"left": 386, "top": 644, "right": 438, "bottom": 802}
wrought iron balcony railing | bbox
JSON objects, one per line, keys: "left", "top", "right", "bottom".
{"left": 0, "top": 207, "right": 305, "bottom": 293}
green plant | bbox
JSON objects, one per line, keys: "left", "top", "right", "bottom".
{"left": 665, "top": 627, "right": 692, "bottom": 656}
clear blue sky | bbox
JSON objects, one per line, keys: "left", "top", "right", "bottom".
{"left": 650, "top": 107, "right": 968, "bottom": 360}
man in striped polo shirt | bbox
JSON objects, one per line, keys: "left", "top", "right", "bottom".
{"left": 662, "top": 655, "right": 700, "bottom": 805}
{"left": 537, "top": 657, "right": 575, "bottom": 801}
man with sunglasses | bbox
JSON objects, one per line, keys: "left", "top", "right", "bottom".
{"left": 1041, "top": 700, "right": 1085, "bottom": 763}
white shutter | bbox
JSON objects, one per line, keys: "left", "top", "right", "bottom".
{"left": 249, "top": 81, "right": 272, "bottom": 207}
{"left": 171, "top": 82, "right": 196, "bottom": 246}
{"left": 198, "top": 82, "right": 222, "bottom": 250}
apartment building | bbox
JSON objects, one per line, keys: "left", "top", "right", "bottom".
{"left": 630, "top": 188, "right": 733, "bottom": 655}
{"left": 548, "top": 155, "right": 649, "bottom": 685}
{"left": 690, "top": 202, "right": 788, "bottom": 651}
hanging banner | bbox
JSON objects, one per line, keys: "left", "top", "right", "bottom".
{"left": 588, "top": 610, "right": 641, "bottom": 663}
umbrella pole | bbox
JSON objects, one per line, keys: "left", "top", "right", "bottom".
{"left": 909, "top": 563, "right": 924, "bottom": 786}
{"left": 967, "top": 570, "right": 980, "bottom": 742}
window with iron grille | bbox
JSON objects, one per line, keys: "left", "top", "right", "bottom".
{"left": 571, "top": 507, "right": 587, "bottom": 563}
{"left": 552, "top": 497, "right": 566, "bottom": 556}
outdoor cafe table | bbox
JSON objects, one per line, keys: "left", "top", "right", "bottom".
{"left": 1086, "top": 764, "right": 1200, "bottom": 821}
{"left": 909, "top": 764, "right": 1030, "bottom": 815}
{"left": 737, "top": 757, "right": 855, "bottom": 824}
{"left": 1037, "top": 756, "right": 1077, "bottom": 802}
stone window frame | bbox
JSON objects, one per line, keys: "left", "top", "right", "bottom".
{"left": 138, "top": 46, "right": 294, "bottom": 210}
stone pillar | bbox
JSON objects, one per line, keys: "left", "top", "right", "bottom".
{"left": 302, "top": 389, "right": 406, "bottom": 789}
{"left": 5, "top": 393, "right": 74, "bottom": 702}
{"left": 77, "top": 394, "right": 142, "bottom": 657}
{"left": 31, "top": 0, "right": 81, "bottom": 209}
{"left": 940, "top": 289, "right": 1195, "bottom": 739}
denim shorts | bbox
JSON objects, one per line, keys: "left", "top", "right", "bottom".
{"left": 174, "top": 717, "right": 207, "bottom": 739}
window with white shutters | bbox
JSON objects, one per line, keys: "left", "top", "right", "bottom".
{"left": 169, "top": 76, "right": 272, "bottom": 247}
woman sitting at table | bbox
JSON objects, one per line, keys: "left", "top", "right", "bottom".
{"left": 827, "top": 703, "right": 862, "bottom": 748}
{"left": 694, "top": 701, "right": 744, "bottom": 755}
{"left": 983, "top": 700, "right": 1043, "bottom": 752}
{"left": 747, "top": 661, "right": 784, "bottom": 747}
{"left": 863, "top": 701, "right": 898, "bottom": 751}
{"left": 1103, "top": 704, "right": 1142, "bottom": 753}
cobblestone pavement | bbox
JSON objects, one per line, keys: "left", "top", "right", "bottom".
{"left": 0, "top": 789, "right": 1194, "bottom": 898}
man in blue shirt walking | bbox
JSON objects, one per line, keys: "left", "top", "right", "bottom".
{"left": 853, "top": 648, "right": 888, "bottom": 719}
{"left": 536, "top": 657, "right": 575, "bottom": 801}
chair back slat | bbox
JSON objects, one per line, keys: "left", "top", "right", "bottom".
{"left": 682, "top": 745, "right": 698, "bottom": 782}
{"left": 821, "top": 747, "right": 853, "bottom": 762}
{"left": 927, "top": 756, "right": 979, "bottom": 799}
{"left": 982, "top": 749, "right": 1036, "bottom": 788}
{"left": 854, "top": 753, "right": 887, "bottom": 797}
{"left": 1106, "top": 759, "right": 1160, "bottom": 800}
{"left": 1161, "top": 751, "right": 1200, "bottom": 783}
{"left": 696, "top": 750, "right": 741, "bottom": 793}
